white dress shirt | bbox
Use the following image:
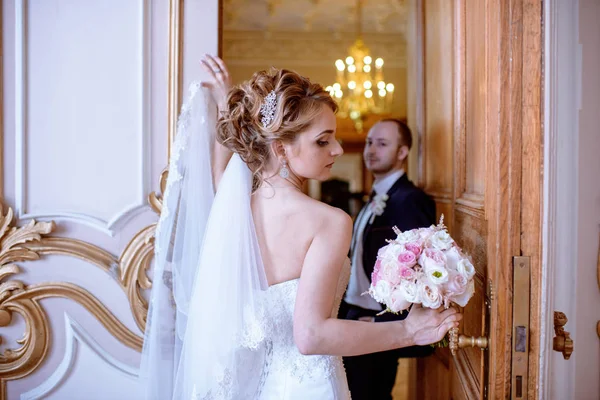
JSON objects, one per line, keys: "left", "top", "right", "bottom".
{"left": 344, "top": 170, "right": 405, "bottom": 310}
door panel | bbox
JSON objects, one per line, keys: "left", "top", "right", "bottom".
{"left": 0, "top": 1, "right": 220, "bottom": 398}
{"left": 413, "top": 0, "right": 543, "bottom": 398}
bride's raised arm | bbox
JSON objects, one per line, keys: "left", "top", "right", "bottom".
{"left": 293, "top": 207, "right": 462, "bottom": 357}
{"left": 200, "top": 54, "right": 233, "bottom": 190}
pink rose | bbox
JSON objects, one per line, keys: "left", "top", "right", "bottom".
{"left": 423, "top": 248, "right": 445, "bottom": 263}
{"left": 404, "top": 242, "right": 422, "bottom": 258}
{"left": 448, "top": 280, "right": 475, "bottom": 307}
{"left": 445, "top": 272, "right": 468, "bottom": 295}
{"left": 371, "top": 259, "right": 383, "bottom": 285}
{"left": 381, "top": 261, "right": 402, "bottom": 286}
{"left": 418, "top": 248, "right": 447, "bottom": 273}
{"left": 399, "top": 267, "right": 415, "bottom": 281}
{"left": 397, "top": 251, "right": 417, "bottom": 268}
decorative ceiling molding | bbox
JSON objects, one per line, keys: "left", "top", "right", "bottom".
{"left": 223, "top": 0, "right": 407, "bottom": 35}
{"left": 223, "top": 31, "right": 407, "bottom": 68}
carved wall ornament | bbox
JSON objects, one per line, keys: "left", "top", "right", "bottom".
{"left": 0, "top": 204, "right": 157, "bottom": 398}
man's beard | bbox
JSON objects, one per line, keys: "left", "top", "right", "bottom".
{"left": 368, "top": 160, "right": 397, "bottom": 175}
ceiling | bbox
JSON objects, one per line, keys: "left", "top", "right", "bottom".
{"left": 223, "top": 0, "right": 407, "bottom": 35}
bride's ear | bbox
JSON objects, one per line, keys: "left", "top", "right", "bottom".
{"left": 270, "top": 140, "right": 286, "bottom": 162}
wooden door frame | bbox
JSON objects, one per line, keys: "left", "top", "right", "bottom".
{"left": 413, "top": 1, "right": 544, "bottom": 398}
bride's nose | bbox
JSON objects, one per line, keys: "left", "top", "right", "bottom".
{"left": 331, "top": 139, "right": 344, "bottom": 157}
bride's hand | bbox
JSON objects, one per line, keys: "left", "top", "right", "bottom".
{"left": 200, "top": 54, "right": 232, "bottom": 112}
{"left": 404, "top": 304, "right": 462, "bottom": 346}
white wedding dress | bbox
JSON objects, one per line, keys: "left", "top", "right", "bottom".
{"left": 140, "top": 82, "right": 352, "bottom": 400}
{"left": 256, "top": 260, "right": 352, "bottom": 400}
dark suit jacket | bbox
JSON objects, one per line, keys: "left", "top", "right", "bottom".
{"left": 362, "top": 174, "right": 436, "bottom": 284}
{"left": 361, "top": 173, "right": 436, "bottom": 356}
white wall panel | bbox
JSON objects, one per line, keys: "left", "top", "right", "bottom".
{"left": 2, "top": 1, "right": 220, "bottom": 398}
{"left": 15, "top": 0, "right": 151, "bottom": 235}
{"left": 21, "top": 314, "right": 142, "bottom": 400}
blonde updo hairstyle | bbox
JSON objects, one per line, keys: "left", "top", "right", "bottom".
{"left": 216, "top": 68, "right": 338, "bottom": 191}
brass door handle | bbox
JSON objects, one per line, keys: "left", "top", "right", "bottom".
{"left": 449, "top": 329, "right": 489, "bottom": 354}
{"left": 553, "top": 311, "right": 574, "bottom": 360}
{"left": 458, "top": 335, "right": 489, "bottom": 349}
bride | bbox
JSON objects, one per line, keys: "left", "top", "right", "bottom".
{"left": 139, "top": 55, "right": 461, "bottom": 400}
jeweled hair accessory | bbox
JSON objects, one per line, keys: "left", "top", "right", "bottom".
{"left": 260, "top": 90, "right": 277, "bottom": 126}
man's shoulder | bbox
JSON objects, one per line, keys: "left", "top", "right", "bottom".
{"left": 387, "top": 181, "right": 432, "bottom": 205}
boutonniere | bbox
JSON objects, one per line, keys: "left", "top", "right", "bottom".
{"left": 369, "top": 193, "right": 389, "bottom": 224}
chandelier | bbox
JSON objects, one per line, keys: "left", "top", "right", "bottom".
{"left": 326, "top": 0, "right": 394, "bottom": 133}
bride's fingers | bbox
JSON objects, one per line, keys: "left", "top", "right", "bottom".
{"left": 439, "top": 311, "right": 462, "bottom": 326}
{"left": 200, "top": 59, "right": 218, "bottom": 81}
{"left": 438, "top": 307, "right": 460, "bottom": 320}
{"left": 209, "top": 55, "right": 230, "bottom": 79}
{"left": 202, "top": 54, "right": 229, "bottom": 84}
{"left": 439, "top": 320, "right": 460, "bottom": 337}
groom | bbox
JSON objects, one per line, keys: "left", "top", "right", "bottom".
{"left": 340, "top": 119, "right": 436, "bottom": 400}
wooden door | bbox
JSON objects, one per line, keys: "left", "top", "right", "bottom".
{"left": 407, "top": 0, "right": 543, "bottom": 399}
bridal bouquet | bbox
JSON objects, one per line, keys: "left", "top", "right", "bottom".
{"left": 367, "top": 216, "right": 475, "bottom": 314}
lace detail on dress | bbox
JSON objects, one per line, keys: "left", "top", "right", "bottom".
{"left": 239, "top": 303, "right": 267, "bottom": 350}
{"left": 261, "top": 260, "right": 352, "bottom": 383}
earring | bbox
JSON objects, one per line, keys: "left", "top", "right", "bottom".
{"left": 279, "top": 160, "right": 289, "bottom": 179}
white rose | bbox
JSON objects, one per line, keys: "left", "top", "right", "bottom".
{"left": 418, "top": 227, "right": 433, "bottom": 240}
{"left": 389, "top": 288, "right": 412, "bottom": 313}
{"left": 426, "top": 264, "right": 449, "bottom": 285}
{"left": 377, "top": 244, "right": 392, "bottom": 257}
{"left": 457, "top": 258, "right": 476, "bottom": 280}
{"left": 418, "top": 280, "right": 443, "bottom": 309}
{"left": 399, "top": 280, "right": 420, "bottom": 303}
{"left": 429, "top": 230, "right": 454, "bottom": 251}
{"left": 372, "top": 280, "right": 392, "bottom": 304}
{"left": 396, "top": 229, "right": 420, "bottom": 244}
{"left": 444, "top": 246, "right": 462, "bottom": 272}
{"left": 449, "top": 280, "right": 475, "bottom": 307}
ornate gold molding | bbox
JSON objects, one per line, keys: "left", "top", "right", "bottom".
{"left": 28, "top": 233, "right": 155, "bottom": 335}
{"left": 168, "top": 0, "right": 184, "bottom": 157}
{"left": 0, "top": 205, "right": 152, "bottom": 398}
{"left": 148, "top": 169, "right": 168, "bottom": 214}
{"left": 119, "top": 225, "right": 156, "bottom": 331}
{"left": 0, "top": 207, "right": 54, "bottom": 394}
{"left": 0, "top": 165, "right": 171, "bottom": 392}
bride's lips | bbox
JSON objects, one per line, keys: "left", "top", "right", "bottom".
{"left": 325, "top": 162, "right": 335, "bottom": 169}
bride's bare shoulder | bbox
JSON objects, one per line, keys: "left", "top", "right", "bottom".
{"left": 297, "top": 195, "right": 352, "bottom": 235}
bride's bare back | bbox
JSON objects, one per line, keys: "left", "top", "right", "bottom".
{"left": 252, "top": 187, "right": 348, "bottom": 286}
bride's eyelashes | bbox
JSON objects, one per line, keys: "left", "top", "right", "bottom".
{"left": 317, "top": 140, "right": 329, "bottom": 147}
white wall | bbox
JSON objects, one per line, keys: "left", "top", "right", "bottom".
{"left": 574, "top": 0, "right": 600, "bottom": 398}
{"left": 544, "top": 1, "right": 600, "bottom": 399}
{"left": 1, "top": 1, "right": 218, "bottom": 398}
